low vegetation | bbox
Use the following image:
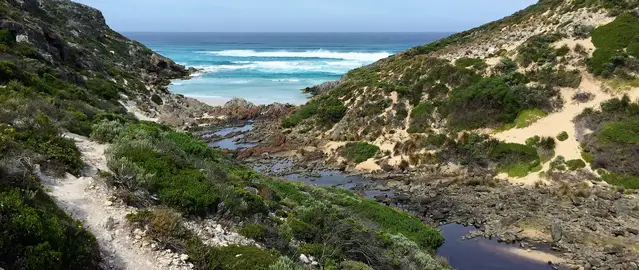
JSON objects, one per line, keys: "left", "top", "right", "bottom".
{"left": 439, "top": 133, "right": 540, "bottom": 177}
{"left": 339, "top": 142, "right": 380, "bottom": 163}
{"left": 576, "top": 96, "right": 639, "bottom": 188}
{"left": 589, "top": 13, "right": 639, "bottom": 81}
{"left": 98, "top": 121, "right": 445, "bottom": 269}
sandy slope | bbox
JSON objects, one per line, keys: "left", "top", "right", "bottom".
{"left": 494, "top": 75, "right": 639, "bottom": 185}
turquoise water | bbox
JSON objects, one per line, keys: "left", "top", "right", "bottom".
{"left": 125, "top": 32, "right": 450, "bottom": 105}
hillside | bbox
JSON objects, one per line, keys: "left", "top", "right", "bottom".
{"left": 0, "top": 1, "right": 449, "bottom": 270}
{"left": 281, "top": 0, "right": 639, "bottom": 186}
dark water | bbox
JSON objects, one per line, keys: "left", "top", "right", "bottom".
{"left": 438, "top": 224, "right": 563, "bottom": 270}
{"left": 209, "top": 124, "right": 565, "bottom": 270}
{"left": 207, "top": 124, "right": 257, "bottom": 150}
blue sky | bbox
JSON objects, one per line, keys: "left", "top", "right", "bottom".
{"left": 74, "top": 0, "right": 537, "bottom": 32}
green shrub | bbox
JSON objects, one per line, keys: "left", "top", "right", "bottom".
{"left": 566, "top": 159, "right": 587, "bottom": 171}
{"left": 550, "top": 156, "right": 567, "bottom": 171}
{"left": 597, "top": 118, "right": 639, "bottom": 144}
{"left": 0, "top": 29, "right": 14, "bottom": 46}
{"left": 589, "top": 13, "right": 639, "bottom": 77}
{"left": 443, "top": 76, "right": 558, "bottom": 130}
{"left": 151, "top": 94, "right": 163, "bottom": 105}
{"left": 269, "top": 257, "right": 305, "bottom": 270}
{"left": 340, "top": 142, "right": 380, "bottom": 163}
{"left": 341, "top": 261, "right": 374, "bottom": 270}
{"left": 557, "top": 131, "right": 569, "bottom": 141}
{"left": 0, "top": 188, "right": 102, "bottom": 269}
{"left": 517, "top": 34, "right": 563, "bottom": 67}
{"left": 91, "top": 120, "right": 125, "bottom": 143}
{"left": 538, "top": 137, "right": 556, "bottom": 151}
{"left": 600, "top": 171, "right": 639, "bottom": 189}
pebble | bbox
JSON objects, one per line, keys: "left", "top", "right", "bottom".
{"left": 180, "top": 254, "right": 189, "bottom": 261}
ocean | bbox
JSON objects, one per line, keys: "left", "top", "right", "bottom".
{"left": 125, "top": 32, "right": 450, "bottom": 105}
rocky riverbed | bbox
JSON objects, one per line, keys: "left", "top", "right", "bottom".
{"left": 195, "top": 101, "right": 639, "bottom": 270}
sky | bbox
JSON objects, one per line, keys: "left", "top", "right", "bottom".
{"left": 74, "top": 0, "right": 537, "bottom": 33}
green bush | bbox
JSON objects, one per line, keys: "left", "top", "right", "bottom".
{"left": 589, "top": 13, "right": 639, "bottom": 77}
{"left": 151, "top": 94, "right": 163, "bottom": 105}
{"left": 340, "top": 142, "right": 380, "bottom": 163}
{"left": 597, "top": 118, "right": 639, "bottom": 144}
{"left": 341, "top": 261, "right": 374, "bottom": 270}
{"left": 91, "top": 119, "right": 125, "bottom": 143}
{"left": 0, "top": 188, "right": 102, "bottom": 269}
{"left": 269, "top": 257, "right": 306, "bottom": 270}
{"left": 557, "top": 131, "right": 569, "bottom": 141}
{"left": 517, "top": 34, "right": 563, "bottom": 67}
{"left": 566, "top": 159, "right": 587, "bottom": 171}
{"left": 0, "top": 29, "right": 14, "bottom": 46}
{"left": 443, "top": 76, "right": 558, "bottom": 130}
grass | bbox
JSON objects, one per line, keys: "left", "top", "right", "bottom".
{"left": 514, "top": 108, "right": 547, "bottom": 128}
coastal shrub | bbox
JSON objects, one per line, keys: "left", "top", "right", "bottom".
{"left": 340, "top": 142, "right": 380, "bottom": 163}
{"left": 597, "top": 118, "right": 639, "bottom": 144}
{"left": 550, "top": 156, "right": 567, "bottom": 171}
{"left": 0, "top": 186, "right": 102, "bottom": 269}
{"left": 408, "top": 101, "right": 435, "bottom": 133}
{"left": 517, "top": 34, "right": 564, "bottom": 67}
{"left": 455, "top": 57, "right": 487, "bottom": 70}
{"left": 494, "top": 58, "right": 518, "bottom": 74}
{"left": 127, "top": 209, "right": 278, "bottom": 270}
{"left": 443, "top": 76, "right": 559, "bottom": 130}
{"left": 566, "top": 159, "right": 587, "bottom": 171}
{"left": 91, "top": 119, "right": 125, "bottom": 143}
{"left": 269, "top": 257, "right": 306, "bottom": 270}
{"left": 151, "top": 94, "right": 163, "bottom": 105}
{"left": 600, "top": 171, "right": 639, "bottom": 189}
{"left": 282, "top": 96, "right": 345, "bottom": 128}
{"left": 0, "top": 29, "right": 14, "bottom": 46}
{"left": 341, "top": 261, "right": 374, "bottom": 270}
{"left": 528, "top": 67, "right": 582, "bottom": 88}
{"left": 538, "top": 137, "right": 557, "bottom": 151}
{"left": 557, "top": 131, "right": 569, "bottom": 141}
{"left": 589, "top": 13, "right": 639, "bottom": 77}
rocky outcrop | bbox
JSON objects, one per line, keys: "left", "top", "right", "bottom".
{"left": 0, "top": 0, "right": 205, "bottom": 125}
{"left": 302, "top": 79, "right": 343, "bottom": 96}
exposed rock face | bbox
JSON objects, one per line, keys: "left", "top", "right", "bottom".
{"left": 0, "top": 0, "right": 208, "bottom": 125}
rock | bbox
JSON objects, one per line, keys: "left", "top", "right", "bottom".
{"left": 613, "top": 229, "right": 626, "bottom": 237}
{"left": 603, "top": 244, "right": 623, "bottom": 255}
{"left": 180, "top": 254, "right": 189, "bottom": 261}
{"left": 551, "top": 222, "right": 563, "bottom": 243}
{"left": 627, "top": 228, "right": 639, "bottom": 235}
{"left": 104, "top": 200, "right": 113, "bottom": 206}
{"left": 299, "top": 254, "right": 310, "bottom": 264}
{"left": 103, "top": 216, "right": 116, "bottom": 231}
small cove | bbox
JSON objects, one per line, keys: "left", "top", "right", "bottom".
{"left": 208, "top": 124, "right": 566, "bottom": 270}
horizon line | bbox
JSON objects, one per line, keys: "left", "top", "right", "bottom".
{"left": 120, "top": 31, "right": 456, "bottom": 34}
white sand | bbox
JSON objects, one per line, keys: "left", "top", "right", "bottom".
{"left": 355, "top": 158, "right": 382, "bottom": 172}
{"left": 498, "top": 245, "right": 566, "bottom": 265}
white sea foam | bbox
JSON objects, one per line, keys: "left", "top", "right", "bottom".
{"left": 270, "top": 78, "right": 301, "bottom": 83}
{"left": 198, "top": 49, "right": 391, "bottom": 62}
{"left": 193, "top": 60, "right": 354, "bottom": 74}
